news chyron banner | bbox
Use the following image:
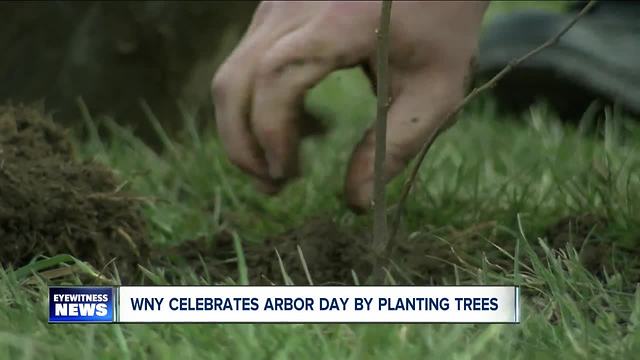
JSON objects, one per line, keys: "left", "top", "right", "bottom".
{"left": 49, "top": 286, "right": 520, "bottom": 324}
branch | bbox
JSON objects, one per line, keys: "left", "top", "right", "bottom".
{"left": 370, "top": 0, "right": 393, "bottom": 282}
{"left": 389, "top": 0, "right": 597, "bottom": 243}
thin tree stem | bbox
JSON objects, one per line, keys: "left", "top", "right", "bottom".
{"left": 371, "top": 0, "right": 393, "bottom": 283}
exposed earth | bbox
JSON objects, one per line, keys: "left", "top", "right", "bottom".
{"left": 0, "top": 104, "right": 151, "bottom": 277}
{"left": 1, "top": 105, "right": 636, "bottom": 286}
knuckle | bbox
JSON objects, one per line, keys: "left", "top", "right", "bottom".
{"left": 211, "top": 72, "right": 229, "bottom": 101}
{"left": 256, "top": 56, "right": 282, "bottom": 81}
{"left": 256, "top": 51, "right": 321, "bottom": 82}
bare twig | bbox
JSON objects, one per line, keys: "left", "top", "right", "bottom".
{"left": 371, "top": 0, "right": 393, "bottom": 282}
{"left": 389, "top": 0, "right": 597, "bottom": 244}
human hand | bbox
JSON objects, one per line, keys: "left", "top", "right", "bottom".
{"left": 212, "top": 1, "right": 488, "bottom": 212}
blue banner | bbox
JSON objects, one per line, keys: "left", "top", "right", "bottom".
{"left": 49, "top": 287, "right": 115, "bottom": 323}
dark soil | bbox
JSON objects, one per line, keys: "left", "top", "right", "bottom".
{"left": 156, "top": 219, "right": 514, "bottom": 286}
{"left": 156, "top": 214, "right": 639, "bottom": 286}
{"left": 546, "top": 214, "right": 610, "bottom": 272}
{"left": 1, "top": 104, "right": 635, "bottom": 286}
{"left": 544, "top": 213, "right": 640, "bottom": 279}
{"left": 0, "top": 104, "right": 151, "bottom": 276}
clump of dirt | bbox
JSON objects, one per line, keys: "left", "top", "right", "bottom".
{"left": 0, "top": 104, "right": 150, "bottom": 276}
{"left": 153, "top": 220, "right": 372, "bottom": 285}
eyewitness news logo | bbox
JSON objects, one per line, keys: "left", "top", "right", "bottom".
{"left": 49, "top": 287, "right": 115, "bottom": 323}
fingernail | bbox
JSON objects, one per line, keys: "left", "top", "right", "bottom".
{"left": 265, "top": 151, "right": 285, "bottom": 180}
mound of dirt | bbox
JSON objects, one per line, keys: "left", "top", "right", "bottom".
{"left": 156, "top": 213, "right": 640, "bottom": 286}
{"left": 152, "top": 220, "right": 373, "bottom": 285}
{"left": 0, "top": 104, "right": 150, "bottom": 276}
{"left": 156, "top": 218, "right": 507, "bottom": 286}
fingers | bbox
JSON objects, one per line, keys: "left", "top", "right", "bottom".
{"left": 211, "top": 4, "right": 307, "bottom": 188}
{"left": 250, "top": 18, "right": 372, "bottom": 180}
{"left": 213, "top": 2, "right": 368, "bottom": 190}
{"left": 344, "top": 67, "right": 467, "bottom": 211}
{"left": 212, "top": 40, "right": 271, "bottom": 182}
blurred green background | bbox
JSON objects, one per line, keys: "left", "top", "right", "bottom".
{"left": 0, "top": 1, "right": 574, "bottom": 142}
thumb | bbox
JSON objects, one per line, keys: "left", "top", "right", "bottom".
{"left": 344, "top": 68, "right": 467, "bottom": 212}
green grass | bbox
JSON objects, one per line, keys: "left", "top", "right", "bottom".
{"left": 2, "top": 67, "right": 639, "bottom": 359}
{"left": 2, "top": 1, "right": 640, "bottom": 359}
